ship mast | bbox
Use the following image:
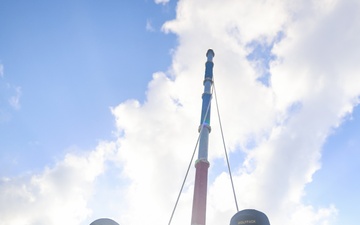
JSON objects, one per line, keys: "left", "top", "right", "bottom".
{"left": 191, "top": 49, "right": 215, "bottom": 225}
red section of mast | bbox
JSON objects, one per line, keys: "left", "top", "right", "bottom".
{"left": 191, "top": 160, "right": 210, "bottom": 225}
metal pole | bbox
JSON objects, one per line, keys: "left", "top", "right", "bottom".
{"left": 190, "top": 49, "right": 215, "bottom": 225}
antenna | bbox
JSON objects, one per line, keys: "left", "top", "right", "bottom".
{"left": 190, "top": 49, "right": 215, "bottom": 225}
{"left": 230, "top": 209, "right": 270, "bottom": 225}
{"left": 90, "top": 218, "right": 119, "bottom": 225}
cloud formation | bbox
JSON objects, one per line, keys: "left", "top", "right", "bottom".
{"left": 146, "top": 19, "right": 156, "bottom": 32}
{"left": 114, "top": 0, "right": 360, "bottom": 224}
{"left": 0, "top": 64, "right": 3, "bottom": 78}
{"left": 8, "top": 86, "right": 22, "bottom": 110}
{"left": 0, "top": 142, "right": 116, "bottom": 225}
{"left": 0, "top": 66, "right": 22, "bottom": 120}
{"left": 154, "top": 0, "right": 170, "bottom": 5}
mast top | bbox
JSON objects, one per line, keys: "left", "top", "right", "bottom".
{"left": 206, "top": 49, "right": 215, "bottom": 62}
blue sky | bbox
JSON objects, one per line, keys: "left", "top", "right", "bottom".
{"left": 1, "top": 1, "right": 360, "bottom": 225}
{"left": 0, "top": 0, "right": 176, "bottom": 175}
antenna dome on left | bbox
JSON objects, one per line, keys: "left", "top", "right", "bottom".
{"left": 90, "top": 218, "right": 119, "bottom": 225}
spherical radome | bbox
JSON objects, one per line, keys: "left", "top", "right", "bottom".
{"left": 90, "top": 218, "right": 119, "bottom": 225}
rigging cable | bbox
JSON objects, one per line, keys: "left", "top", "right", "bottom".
{"left": 213, "top": 81, "right": 239, "bottom": 212}
{"left": 167, "top": 87, "right": 213, "bottom": 225}
{"left": 168, "top": 80, "right": 240, "bottom": 225}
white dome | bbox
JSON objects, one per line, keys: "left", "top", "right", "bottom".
{"left": 90, "top": 218, "right": 119, "bottom": 225}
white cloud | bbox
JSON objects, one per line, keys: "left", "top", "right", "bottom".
{"left": 0, "top": 141, "right": 116, "bottom": 225}
{"left": 8, "top": 86, "right": 22, "bottom": 110}
{"left": 154, "top": 0, "right": 170, "bottom": 5}
{"left": 146, "top": 19, "right": 155, "bottom": 32}
{"left": 0, "top": 64, "right": 3, "bottom": 78}
{"left": 113, "top": 0, "right": 360, "bottom": 225}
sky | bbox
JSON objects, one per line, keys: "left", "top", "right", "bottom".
{"left": 0, "top": 0, "right": 360, "bottom": 225}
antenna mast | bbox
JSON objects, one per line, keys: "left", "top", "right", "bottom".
{"left": 191, "top": 49, "right": 215, "bottom": 225}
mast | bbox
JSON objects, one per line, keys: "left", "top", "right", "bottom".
{"left": 191, "top": 49, "right": 215, "bottom": 225}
